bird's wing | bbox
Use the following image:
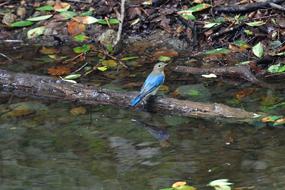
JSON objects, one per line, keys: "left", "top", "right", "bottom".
{"left": 140, "top": 73, "right": 164, "bottom": 96}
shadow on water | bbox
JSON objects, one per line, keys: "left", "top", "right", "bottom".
{"left": 0, "top": 46, "right": 285, "bottom": 190}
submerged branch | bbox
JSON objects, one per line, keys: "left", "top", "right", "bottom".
{"left": 173, "top": 65, "right": 273, "bottom": 88}
{"left": 0, "top": 69, "right": 260, "bottom": 123}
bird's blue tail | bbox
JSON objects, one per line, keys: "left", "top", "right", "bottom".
{"left": 130, "top": 94, "right": 144, "bottom": 107}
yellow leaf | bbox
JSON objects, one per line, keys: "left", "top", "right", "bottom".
{"left": 102, "top": 59, "right": 117, "bottom": 68}
{"left": 172, "top": 181, "right": 187, "bottom": 188}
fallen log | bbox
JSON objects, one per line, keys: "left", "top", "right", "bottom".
{"left": 0, "top": 69, "right": 260, "bottom": 123}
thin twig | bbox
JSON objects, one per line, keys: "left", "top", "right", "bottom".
{"left": 0, "top": 53, "right": 13, "bottom": 62}
{"left": 269, "top": 2, "right": 285, "bottom": 11}
{"left": 113, "top": 0, "right": 126, "bottom": 47}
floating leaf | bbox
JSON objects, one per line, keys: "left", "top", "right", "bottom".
{"left": 252, "top": 42, "right": 264, "bottom": 58}
{"left": 48, "top": 66, "right": 71, "bottom": 76}
{"left": 201, "top": 73, "right": 217, "bottom": 78}
{"left": 27, "top": 15, "right": 53, "bottom": 21}
{"left": 203, "top": 48, "right": 230, "bottom": 55}
{"left": 97, "top": 66, "right": 108, "bottom": 71}
{"left": 27, "top": 26, "right": 46, "bottom": 39}
{"left": 64, "top": 74, "right": 81, "bottom": 80}
{"left": 208, "top": 179, "right": 233, "bottom": 190}
{"left": 36, "top": 5, "right": 54, "bottom": 11}
{"left": 73, "top": 34, "right": 89, "bottom": 42}
{"left": 73, "top": 16, "right": 98, "bottom": 24}
{"left": 10, "top": 20, "right": 34, "bottom": 27}
{"left": 158, "top": 56, "right": 171, "bottom": 62}
{"left": 96, "top": 18, "right": 120, "bottom": 25}
{"left": 54, "top": 2, "right": 71, "bottom": 12}
{"left": 60, "top": 11, "right": 77, "bottom": 19}
{"left": 102, "top": 59, "right": 117, "bottom": 68}
{"left": 246, "top": 20, "right": 266, "bottom": 27}
{"left": 73, "top": 44, "right": 91, "bottom": 54}
{"left": 121, "top": 56, "right": 139, "bottom": 61}
{"left": 267, "top": 63, "right": 285, "bottom": 73}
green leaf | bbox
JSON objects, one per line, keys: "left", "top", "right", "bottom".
{"left": 244, "top": 29, "right": 253, "bottom": 36}
{"left": 188, "top": 3, "right": 211, "bottom": 12}
{"left": 60, "top": 11, "right": 77, "bottom": 19}
{"left": 106, "top": 44, "right": 113, "bottom": 53}
{"left": 10, "top": 20, "right": 34, "bottom": 27}
{"left": 27, "top": 14, "right": 53, "bottom": 21}
{"left": 177, "top": 10, "right": 196, "bottom": 20}
{"left": 203, "top": 22, "right": 221, "bottom": 28}
{"left": 158, "top": 56, "right": 171, "bottom": 62}
{"left": 97, "top": 66, "right": 108, "bottom": 71}
{"left": 233, "top": 40, "right": 249, "bottom": 48}
{"left": 97, "top": 18, "right": 120, "bottom": 25}
{"left": 27, "top": 26, "right": 46, "bottom": 39}
{"left": 64, "top": 74, "right": 81, "bottom": 80}
{"left": 252, "top": 42, "right": 264, "bottom": 58}
{"left": 81, "top": 10, "right": 94, "bottom": 16}
{"left": 73, "top": 34, "right": 89, "bottom": 42}
{"left": 120, "top": 56, "right": 139, "bottom": 61}
{"left": 36, "top": 5, "right": 54, "bottom": 11}
{"left": 267, "top": 63, "right": 285, "bottom": 73}
{"left": 203, "top": 48, "right": 230, "bottom": 55}
{"left": 159, "top": 188, "right": 173, "bottom": 190}
{"left": 246, "top": 20, "right": 266, "bottom": 27}
{"left": 73, "top": 44, "right": 91, "bottom": 54}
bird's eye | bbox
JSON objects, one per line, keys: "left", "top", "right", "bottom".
{"left": 158, "top": 65, "right": 161, "bottom": 67}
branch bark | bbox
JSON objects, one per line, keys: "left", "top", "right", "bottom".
{"left": 213, "top": 0, "right": 284, "bottom": 13}
{"left": 0, "top": 69, "right": 260, "bottom": 123}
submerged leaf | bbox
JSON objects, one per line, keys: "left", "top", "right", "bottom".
{"left": 27, "top": 26, "right": 46, "bottom": 39}
{"left": 73, "top": 34, "right": 89, "bottom": 42}
{"left": 10, "top": 20, "right": 34, "bottom": 27}
{"left": 36, "top": 5, "right": 54, "bottom": 11}
{"left": 246, "top": 20, "right": 266, "bottom": 27}
{"left": 158, "top": 56, "right": 171, "bottom": 62}
{"left": 73, "top": 16, "right": 98, "bottom": 24}
{"left": 54, "top": 2, "right": 71, "bottom": 12}
{"left": 27, "top": 15, "right": 53, "bottom": 21}
{"left": 252, "top": 42, "right": 264, "bottom": 58}
{"left": 73, "top": 44, "right": 90, "bottom": 54}
{"left": 64, "top": 74, "right": 81, "bottom": 80}
{"left": 102, "top": 59, "right": 117, "bottom": 68}
{"left": 203, "top": 48, "right": 230, "bottom": 55}
{"left": 97, "top": 66, "right": 108, "bottom": 71}
{"left": 60, "top": 11, "right": 77, "bottom": 19}
{"left": 267, "top": 63, "right": 285, "bottom": 73}
{"left": 96, "top": 18, "right": 120, "bottom": 25}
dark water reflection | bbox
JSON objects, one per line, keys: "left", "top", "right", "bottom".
{"left": 0, "top": 46, "right": 285, "bottom": 190}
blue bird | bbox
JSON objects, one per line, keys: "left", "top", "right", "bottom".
{"left": 130, "top": 62, "right": 167, "bottom": 107}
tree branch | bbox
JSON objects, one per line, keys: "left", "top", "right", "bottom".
{"left": 0, "top": 69, "right": 260, "bottom": 123}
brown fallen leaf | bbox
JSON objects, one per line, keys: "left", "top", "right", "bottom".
{"left": 70, "top": 106, "right": 87, "bottom": 116}
{"left": 67, "top": 20, "right": 86, "bottom": 36}
{"left": 54, "top": 2, "right": 71, "bottom": 12}
{"left": 48, "top": 66, "right": 71, "bottom": 76}
{"left": 235, "top": 88, "right": 255, "bottom": 101}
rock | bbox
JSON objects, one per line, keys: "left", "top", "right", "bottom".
{"left": 16, "top": 7, "right": 27, "bottom": 18}
{"left": 2, "top": 13, "right": 17, "bottom": 25}
{"left": 98, "top": 29, "right": 117, "bottom": 48}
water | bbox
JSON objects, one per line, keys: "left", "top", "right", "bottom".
{"left": 0, "top": 46, "right": 285, "bottom": 190}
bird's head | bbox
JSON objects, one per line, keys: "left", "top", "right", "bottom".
{"left": 153, "top": 62, "right": 167, "bottom": 72}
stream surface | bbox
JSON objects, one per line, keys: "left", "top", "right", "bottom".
{"left": 0, "top": 46, "right": 285, "bottom": 190}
